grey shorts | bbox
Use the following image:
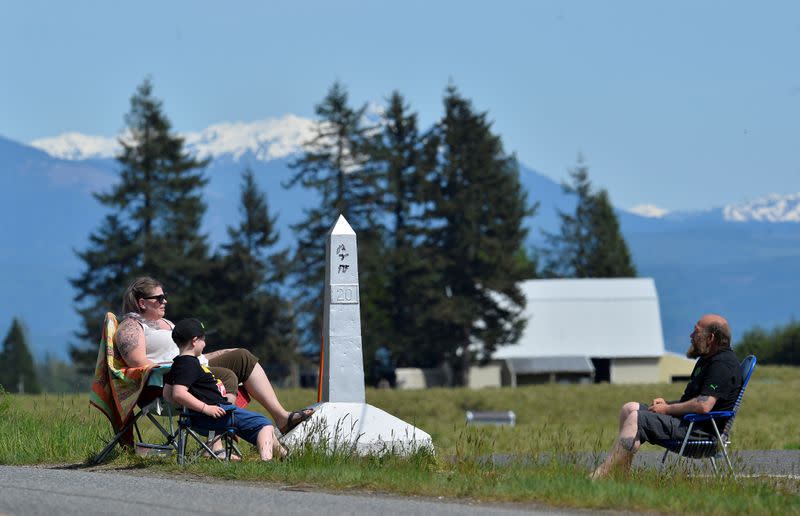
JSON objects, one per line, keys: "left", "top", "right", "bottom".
{"left": 636, "top": 402, "right": 697, "bottom": 445}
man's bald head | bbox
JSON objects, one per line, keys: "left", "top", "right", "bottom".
{"left": 688, "top": 313, "right": 732, "bottom": 358}
{"left": 699, "top": 313, "right": 732, "bottom": 348}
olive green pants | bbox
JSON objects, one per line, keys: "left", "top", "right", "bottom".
{"left": 207, "top": 348, "right": 259, "bottom": 397}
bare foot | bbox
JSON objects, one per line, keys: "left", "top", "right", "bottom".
{"left": 269, "top": 427, "right": 287, "bottom": 460}
{"left": 590, "top": 465, "right": 609, "bottom": 481}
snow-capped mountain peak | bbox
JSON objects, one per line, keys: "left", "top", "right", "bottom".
{"left": 30, "top": 132, "right": 120, "bottom": 160}
{"left": 183, "top": 115, "right": 316, "bottom": 160}
{"left": 30, "top": 114, "right": 318, "bottom": 162}
{"left": 723, "top": 193, "right": 800, "bottom": 223}
{"left": 628, "top": 204, "right": 670, "bottom": 218}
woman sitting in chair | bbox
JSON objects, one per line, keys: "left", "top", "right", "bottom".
{"left": 115, "top": 276, "right": 313, "bottom": 436}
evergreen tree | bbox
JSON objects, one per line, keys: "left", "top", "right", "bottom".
{"left": 285, "top": 82, "right": 383, "bottom": 347}
{"left": 211, "top": 169, "right": 296, "bottom": 367}
{"left": 0, "top": 318, "right": 41, "bottom": 393}
{"left": 586, "top": 190, "right": 637, "bottom": 277}
{"left": 367, "top": 92, "right": 438, "bottom": 368}
{"left": 540, "top": 156, "right": 636, "bottom": 278}
{"left": 70, "top": 78, "right": 211, "bottom": 371}
{"left": 420, "top": 85, "right": 535, "bottom": 385}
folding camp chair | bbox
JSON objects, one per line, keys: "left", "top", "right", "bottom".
{"left": 658, "top": 355, "right": 757, "bottom": 477}
{"left": 89, "top": 311, "right": 183, "bottom": 464}
{"left": 176, "top": 406, "right": 243, "bottom": 464}
{"left": 91, "top": 376, "right": 180, "bottom": 464}
{"left": 94, "top": 383, "right": 243, "bottom": 465}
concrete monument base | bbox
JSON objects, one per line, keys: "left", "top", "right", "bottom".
{"left": 281, "top": 402, "right": 433, "bottom": 456}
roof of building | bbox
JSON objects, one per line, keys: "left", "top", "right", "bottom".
{"left": 494, "top": 278, "right": 665, "bottom": 360}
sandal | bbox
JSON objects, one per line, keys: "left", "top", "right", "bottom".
{"left": 279, "top": 408, "right": 314, "bottom": 435}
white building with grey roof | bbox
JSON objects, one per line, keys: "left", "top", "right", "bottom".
{"left": 491, "top": 278, "right": 693, "bottom": 385}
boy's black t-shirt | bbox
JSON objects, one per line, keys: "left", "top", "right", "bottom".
{"left": 680, "top": 348, "right": 742, "bottom": 412}
{"left": 164, "top": 355, "right": 226, "bottom": 406}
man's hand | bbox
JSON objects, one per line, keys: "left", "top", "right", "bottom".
{"left": 648, "top": 398, "right": 667, "bottom": 411}
{"left": 649, "top": 402, "right": 670, "bottom": 415}
{"left": 204, "top": 404, "right": 226, "bottom": 418}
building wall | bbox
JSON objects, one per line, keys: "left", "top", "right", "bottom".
{"left": 396, "top": 368, "right": 427, "bottom": 389}
{"left": 658, "top": 353, "right": 696, "bottom": 382}
{"left": 396, "top": 365, "right": 502, "bottom": 389}
{"left": 468, "top": 364, "right": 502, "bottom": 388}
{"left": 610, "top": 357, "right": 661, "bottom": 384}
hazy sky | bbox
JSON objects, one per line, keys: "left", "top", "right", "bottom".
{"left": 2, "top": 1, "right": 799, "bottom": 211}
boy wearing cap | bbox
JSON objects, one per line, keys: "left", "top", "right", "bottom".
{"left": 164, "top": 318, "right": 282, "bottom": 461}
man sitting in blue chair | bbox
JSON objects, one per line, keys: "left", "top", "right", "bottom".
{"left": 591, "top": 313, "right": 743, "bottom": 479}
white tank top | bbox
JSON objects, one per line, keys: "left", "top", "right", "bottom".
{"left": 143, "top": 324, "right": 180, "bottom": 364}
{"left": 124, "top": 313, "right": 208, "bottom": 366}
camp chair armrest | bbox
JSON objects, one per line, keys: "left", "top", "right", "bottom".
{"left": 682, "top": 410, "right": 735, "bottom": 422}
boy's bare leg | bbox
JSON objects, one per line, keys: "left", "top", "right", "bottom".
{"left": 256, "top": 425, "right": 275, "bottom": 461}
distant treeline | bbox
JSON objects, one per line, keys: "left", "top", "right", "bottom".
{"left": 735, "top": 321, "right": 800, "bottom": 365}
{"left": 0, "top": 318, "right": 86, "bottom": 394}
{"left": 65, "top": 77, "right": 636, "bottom": 386}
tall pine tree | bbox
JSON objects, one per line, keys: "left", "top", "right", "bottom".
{"left": 540, "top": 155, "right": 636, "bottom": 278}
{"left": 285, "top": 82, "right": 384, "bottom": 348}
{"left": 70, "top": 78, "right": 211, "bottom": 371}
{"left": 421, "top": 85, "right": 535, "bottom": 385}
{"left": 211, "top": 169, "right": 296, "bottom": 367}
{"left": 0, "top": 318, "right": 41, "bottom": 393}
{"left": 366, "top": 92, "right": 439, "bottom": 368}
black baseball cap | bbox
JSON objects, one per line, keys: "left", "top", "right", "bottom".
{"left": 172, "top": 318, "right": 216, "bottom": 344}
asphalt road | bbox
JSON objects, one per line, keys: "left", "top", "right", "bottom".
{"left": 1, "top": 451, "right": 796, "bottom": 516}
{"left": 632, "top": 449, "right": 800, "bottom": 476}
{"left": 485, "top": 450, "right": 800, "bottom": 477}
{"left": 0, "top": 465, "right": 578, "bottom": 516}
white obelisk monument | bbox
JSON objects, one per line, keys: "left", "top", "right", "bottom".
{"left": 282, "top": 215, "right": 433, "bottom": 455}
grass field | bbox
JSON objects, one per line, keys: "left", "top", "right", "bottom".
{"left": 1, "top": 365, "right": 798, "bottom": 514}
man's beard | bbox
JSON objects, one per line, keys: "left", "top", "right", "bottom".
{"left": 686, "top": 338, "right": 709, "bottom": 359}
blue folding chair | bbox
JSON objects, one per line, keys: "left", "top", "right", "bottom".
{"left": 659, "top": 355, "right": 757, "bottom": 477}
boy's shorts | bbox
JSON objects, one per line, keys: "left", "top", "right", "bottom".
{"left": 190, "top": 403, "right": 272, "bottom": 445}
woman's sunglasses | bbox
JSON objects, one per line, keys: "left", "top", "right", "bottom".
{"left": 141, "top": 294, "right": 167, "bottom": 304}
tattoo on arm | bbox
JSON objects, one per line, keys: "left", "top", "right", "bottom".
{"left": 696, "top": 395, "right": 710, "bottom": 403}
{"left": 116, "top": 322, "right": 141, "bottom": 361}
{"left": 619, "top": 437, "right": 637, "bottom": 452}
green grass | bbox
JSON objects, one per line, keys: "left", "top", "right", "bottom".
{"left": 1, "top": 365, "right": 798, "bottom": 514}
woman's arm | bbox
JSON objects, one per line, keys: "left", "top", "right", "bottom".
{"left": 115, "top": 318, "right": 153, "bottom": 367}
{"left": 170, "top": 385, "right": 225, "bottom": 418}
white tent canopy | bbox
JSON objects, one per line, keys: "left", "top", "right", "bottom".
{"left": 494, "top": 278, "right": 665, "bottom": 360}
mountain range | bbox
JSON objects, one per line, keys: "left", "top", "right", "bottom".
{"left": 2, "top": 118, "right": 800, "bottom": 361}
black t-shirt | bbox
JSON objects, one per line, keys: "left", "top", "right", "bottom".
{"left": 164, "top": 355, "right": 226, "bottom": 406}
{"left": 680, "top": 348, "right": 742, "bottom": 413}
